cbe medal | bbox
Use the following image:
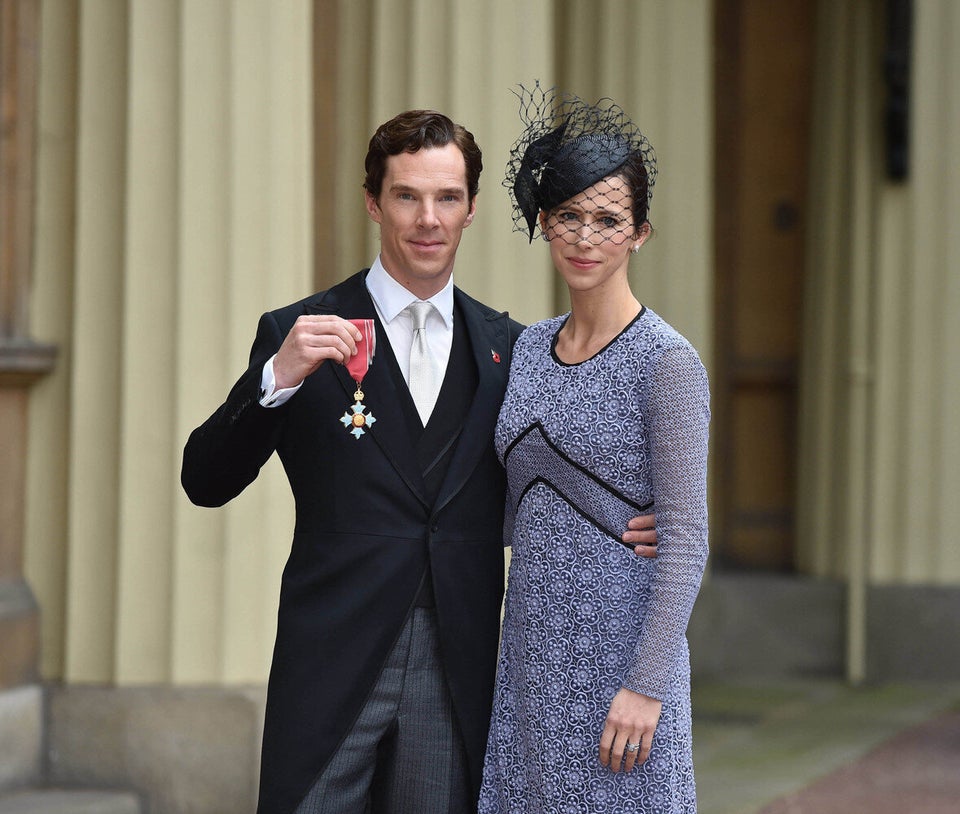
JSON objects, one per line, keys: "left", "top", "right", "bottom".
{"left": 340, "top": 319, "right": 377, "bottom": 439}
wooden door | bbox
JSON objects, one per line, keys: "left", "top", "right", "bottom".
{"left": 713, "top": 1, "right": 815, "bottom": 570}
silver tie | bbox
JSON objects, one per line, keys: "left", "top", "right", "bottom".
{"left": 406, "top": 301, "right": 439, "bottom": 424}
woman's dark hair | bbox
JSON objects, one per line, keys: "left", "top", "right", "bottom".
{"left": 504, "top": 84, "right": 656, "bottom": 242}
{"left": 363, "top": 110, "right": 483, "bottom": 201}
{"left": 617, "top": 152, "right": 652, "bottom": 229}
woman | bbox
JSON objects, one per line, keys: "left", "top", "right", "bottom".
{"left": 478, "top": 85, "right": 710, "bottom": 813}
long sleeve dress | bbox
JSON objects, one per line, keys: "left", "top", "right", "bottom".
{"left": 478, "top": 307, "right": 710, "bottom": 814}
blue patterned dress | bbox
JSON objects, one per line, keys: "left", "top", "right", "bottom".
{"left": 478, "top": 308, "right": 710, "bottom": 814}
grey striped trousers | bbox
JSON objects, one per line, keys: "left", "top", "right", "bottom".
{"left": 294, "top": 607, "right": 472, "bottom": 814}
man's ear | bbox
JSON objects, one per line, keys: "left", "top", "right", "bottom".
{"left": 463, "top": 196, "right": 477, "bottom": 227}
{"left": 364, "top": 190, "right": 382, "bottom": 224}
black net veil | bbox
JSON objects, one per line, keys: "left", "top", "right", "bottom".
{"left": 503, "top": 82, "right": 657, "bottom": 245}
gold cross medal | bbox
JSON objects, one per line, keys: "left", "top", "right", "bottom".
{"left": 340, "top": 319, "right": 377, "bottom": 439}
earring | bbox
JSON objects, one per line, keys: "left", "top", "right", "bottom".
{"left": 631, "top": 244, "right": 640, "bottom": 254}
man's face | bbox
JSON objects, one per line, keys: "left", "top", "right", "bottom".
{"left": 365, "top": 144, "right": 476, "bottom": 299}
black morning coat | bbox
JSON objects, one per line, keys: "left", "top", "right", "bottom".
{"left": 181, "top": 270, "right": 524, "bottom": 814}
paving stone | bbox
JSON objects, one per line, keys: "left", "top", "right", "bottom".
{"left": 757, "top": 710, "right": 960, "bottom": 814}
{"left": 0, "top": 790, "right": 140, "bottom": 814}
{"left": 692, "top": 680, "right": 960, "bottom": 814}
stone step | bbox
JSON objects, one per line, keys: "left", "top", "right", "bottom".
{"left": 0, "top": 790, "right": 140, "bottom": 814}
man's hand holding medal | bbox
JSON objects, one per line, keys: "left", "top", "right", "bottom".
{"left": 273, "top": 315, "right": 365, "bottom": 389}
{"left": 273, "top": 315, "right": 378, "bottom": 439}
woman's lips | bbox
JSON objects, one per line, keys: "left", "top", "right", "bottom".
{"left": 567, "top": 256, "right": 598, "bottom": 269}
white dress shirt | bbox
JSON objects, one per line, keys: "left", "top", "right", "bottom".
{"left": 259, "top": 256, "right": 454, "bottom": 407}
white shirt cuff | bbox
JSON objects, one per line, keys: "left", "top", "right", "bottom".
{"left": 259, "top": 354, "right": 302, "bottom": 407}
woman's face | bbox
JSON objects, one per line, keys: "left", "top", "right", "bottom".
{"left": 539, "top": 174, "right": 649, "bottom": 295}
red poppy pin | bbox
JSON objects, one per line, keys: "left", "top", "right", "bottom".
{"left": 491, "top": 349, "right": 501, "bottom": 364}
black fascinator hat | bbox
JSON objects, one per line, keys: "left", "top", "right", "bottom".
{"left": 504, "top": 82, "right": 657, "bottom": 242}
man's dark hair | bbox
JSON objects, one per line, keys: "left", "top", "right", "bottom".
{"left": 363, "top": 110, "right": 482, "bottom": 202}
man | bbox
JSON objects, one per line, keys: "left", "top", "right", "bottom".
{"left": 181, "top": 110, "right": 656, "bottom": 814}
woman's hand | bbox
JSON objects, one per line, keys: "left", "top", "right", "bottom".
{"left": 599, "top": 688, "right": 662, "bottom": 773}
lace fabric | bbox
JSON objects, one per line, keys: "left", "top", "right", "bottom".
{"left": 479, "top": 309, "right": 709, "bottom": 813}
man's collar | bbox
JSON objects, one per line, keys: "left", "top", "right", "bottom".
{"left": 365, "top": 256, "right": 454, "bottom": 328}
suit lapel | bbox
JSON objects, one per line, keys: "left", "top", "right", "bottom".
{"left": 433, "top": 288, "right": 512, "bottom": 514}
{"left": 306, "top": 272, "right": 429, "bottom": 508}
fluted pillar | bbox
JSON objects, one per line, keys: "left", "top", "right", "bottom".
{"left": 798, "top": 0, "right": 960, "bottom": 586}
{"left": 27, "top": 0, "right": 313, "bottom": 685}
{"left": 798, "top": 0, "right": 960, "bottom": 679}
{"left": 1, "top": 0, "right": 56, "bottom": 691}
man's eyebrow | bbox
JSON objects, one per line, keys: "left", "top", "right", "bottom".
{"left": 387, "top": 183, "right": 466, "bottom": 197}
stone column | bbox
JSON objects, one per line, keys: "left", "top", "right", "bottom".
{"left": 0, "top": 0, "right": 56, "bottom": 790}
{"left": 0, "top": 0, "right": 56, "bottom": 690}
